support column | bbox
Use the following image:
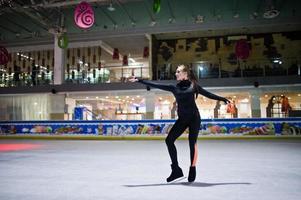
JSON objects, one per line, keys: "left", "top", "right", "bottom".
{"left": 54, "top": 35, "right": 65, "bottom": 85}
{"left": 250, "top": 90, "right": 261, "bottom": 118}
{"left": 146, "top": 33, "right": 152, "bottom": 79}
{"left": 144, "top": 92, "right": 155, "bottom": 119}
{"left": 49, "top": 94, "right": 67, "bottom": 120}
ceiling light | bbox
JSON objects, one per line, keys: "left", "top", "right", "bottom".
{"left": 253, "top": 12, "right": 258, "bottom": 17}
{"left": 195, "top": 15, "right": 204, "bottom": 24}
{"left": 168, "top": 18, "right": 175, "bottom": 23}
{"left": 233, "top": 13, "right": 239, "bottom": 18}
{"left": 107, "top": 3, "right": 115, "bottom": 11}
{"left": 241, "top": 98, "right": 249, "bottom": 103}
{"left": 263, "top": 9, "right": 280, "bottom": 19}
{"left": 149, "top": 20, "right": 156, "bottom": 26}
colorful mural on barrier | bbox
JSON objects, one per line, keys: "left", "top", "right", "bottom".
{"left": 0, "top": 118, "right": 300, "bottom": 136}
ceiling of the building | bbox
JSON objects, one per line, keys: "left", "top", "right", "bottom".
{"left": 0, "top": 0, "right": 301, "bottom": 63}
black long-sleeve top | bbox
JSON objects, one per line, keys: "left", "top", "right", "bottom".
{"left": 138, "top": 79, "right": 227, "bottom": 117}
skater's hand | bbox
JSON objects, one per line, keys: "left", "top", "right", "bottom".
{"left": 128, "top": 76, "right": 138, "bottom": 82}
{"left": 223, "top": 98, "right": 231, "bottom": 104}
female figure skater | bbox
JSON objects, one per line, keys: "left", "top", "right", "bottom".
{"left": 129, "top": 64, "right": 230, "bottom": 182}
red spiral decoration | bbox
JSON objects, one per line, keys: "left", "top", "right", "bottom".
{"left": 235, "top": 39, "right": 250, "bottom": 60}
{"left": 74, "top": 2, "right": 95, "bottom": 29}
{"left": 143, "top": 46, "right": 149, "bottom": 58}
{"left": 113, "top": 48, "right": 119, "bottom": 60}
{"left": 123, "top": 55, "right": 128, "bottom": 66}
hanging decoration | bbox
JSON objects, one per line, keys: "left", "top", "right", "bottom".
{"left": 74, "top": 1, "right": 95, "bottom": 29}
{"left": 235, "top": 39, "right": 250, "bottom": 60}
{"left": 98, "top": 46, "right": 101, "bottom": 56}
{"left": 22, "top": 60, "right": 26, "bottom": 69}
{"left": 37, "top": 51, "right": 40, "bottom": 60}
{"left": 113, "top": 48, "right": 119, "bottom": 60}
{"left": 93, "top": 54, "right": 96, "bottom": 64}
{"left": 87, "top": 47, "right": 91, "bottom": 57}
{"left": 0, "top": 46, "right": 10, "bottom": 65}
{"left": 123, "top": 55, "right": 128, "bottom": 66}
{"left": 143, "top": 46, "right": 149, "bottom": 58}
{"left": 66, "top": 64, "right": 70, "bottom": 72}
{"left": 153, "top": 0, "right": 161, "bottom": 13}
{"left": 58, "top": 33, "right": 69, "bottom": 49}
{"left": 98, "top": 62, "right": 101, "bottom": 70}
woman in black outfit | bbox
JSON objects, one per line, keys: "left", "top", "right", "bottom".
{"left": 129, "top": 64, "right": 230, "bottom": 182}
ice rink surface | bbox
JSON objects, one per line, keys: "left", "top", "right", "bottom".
{"left": 0, "top": 139, "right": 300, "bottom": 200}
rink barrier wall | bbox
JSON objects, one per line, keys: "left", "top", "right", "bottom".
{"left": 0, "top": 118, "right": 301, "bottom": 137}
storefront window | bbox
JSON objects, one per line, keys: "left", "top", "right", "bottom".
{"left": 261, "top": 93, "right": 301, "bottom": 118}
{"left": 0, "top": 94, "right": 50, "bottom": 120}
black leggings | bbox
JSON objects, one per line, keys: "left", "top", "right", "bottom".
{"left": 165, "top": 113, "right": 200, "bottom": 166}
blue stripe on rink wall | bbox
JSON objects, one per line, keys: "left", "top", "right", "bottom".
{"left": 0, "top": 118, "right": 300, "bottom": 136}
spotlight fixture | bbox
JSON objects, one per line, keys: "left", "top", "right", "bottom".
{"left": 263, "top": 0, "right": 280, "bottom": 19}
{"left": 168, "top": 18, "right": 175, "bottom": 24}
{"left": 195, "top": 15, "right": 204, "bottom": 24}
{"left": 249, "top": 12, "right": 258, "bottom": 19}
{"left": 107, "top": 3, "right": 115, "bottom": 11}
{"left": 263, "top": 9, "right": 279, "bottom": 19}
{"left": 149, "top": 20, "right": 156, "bottom": 27}
{"left": 233, "top": 13, "right": 239, "bottom": 18}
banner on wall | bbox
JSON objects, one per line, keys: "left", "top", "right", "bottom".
{"left": 0, "top": 118, "right": 300, "bottom": 136}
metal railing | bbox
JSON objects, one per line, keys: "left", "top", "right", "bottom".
{"left": 1, "top": 58, "right": 300, "bottom": 87}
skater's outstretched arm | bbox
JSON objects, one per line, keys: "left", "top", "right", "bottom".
{"left": 129, "top": 76, "right": 175, "bottom": 92}
{"left": 196, "top": 83, "right": 230, "bottom": 104}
